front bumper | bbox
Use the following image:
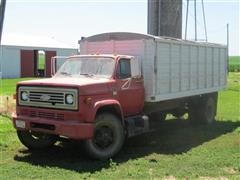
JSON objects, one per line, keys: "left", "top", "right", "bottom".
{"left": 12, "top": 113, "right": 94, "bottom": 140}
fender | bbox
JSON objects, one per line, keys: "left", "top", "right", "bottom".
{"left": 86, "top": 99, "right": 124, "bottom": 123}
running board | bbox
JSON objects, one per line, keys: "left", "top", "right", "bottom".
{"left": 125, "top": 115, "right": 149, "bottom": 138}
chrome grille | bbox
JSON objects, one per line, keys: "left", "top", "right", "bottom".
{"left": 18, "top": 86, "right": 78, "bottom": 110}
{"left": 29, "top": 91, "right": 64, "bottom": 104}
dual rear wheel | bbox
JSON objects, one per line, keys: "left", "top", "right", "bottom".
{"left": 149, "top": 93, "right": 217, "bottom": 125}
{"left": 189, "top": 95, "right": 217, "bottom": 125}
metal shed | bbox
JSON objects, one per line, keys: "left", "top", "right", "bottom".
{"left": 0, "top": 34, "right": 78, "bottom": 78}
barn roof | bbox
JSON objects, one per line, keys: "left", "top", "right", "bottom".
{"left": 1, "top": 33, "right": 77, "bottom": 49}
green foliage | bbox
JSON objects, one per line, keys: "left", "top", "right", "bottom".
{"left": 229, "top": 56, "right": 240, "bottom": 65}
{"left": 229, "top": 56, "right": 240, "bottom": 72}
{"left": 38, "top": 54, "right": 45, "bottom": 70}
{"left": 0, "top": 73, "right": 239, "bottom": 179}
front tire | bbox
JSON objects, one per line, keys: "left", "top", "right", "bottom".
{"left": 84, "top": 113, "right": 124, "bottom": 160}
{"left": 17, "top": 130, "right": 57, "bottom": 149}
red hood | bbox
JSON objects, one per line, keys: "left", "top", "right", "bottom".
{"left": 18, "top": 77, "right": 112, "bottom": 87}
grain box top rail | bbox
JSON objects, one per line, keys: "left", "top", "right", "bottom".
{"left": 78, "top": 32, "right": 226, "bottom": 48}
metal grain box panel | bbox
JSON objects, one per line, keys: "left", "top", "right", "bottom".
{"left": 79, "top": 32, "right": 227, "bottom": 102}
{"left": 154, "top": 40, "right": 227, "bottom": 102}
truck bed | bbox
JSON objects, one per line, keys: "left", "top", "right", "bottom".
{"left": 79, "top": 32, "right": 227, "bottom": 102}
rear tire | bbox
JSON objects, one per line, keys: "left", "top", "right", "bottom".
{"left": 84, "top": 113, "right": 124, "bottom": 160}
{"left": 200, "top": 96, "right": 217, "bottom": 124}
{"left": 189, "top": 93, "right": 217, "bottom": 125}
{"left": 172, "top": 108, "right": 186, "bottom": 119}
{"left": 149, "top": 111, "right": 167, "bottom": 121}
{"left": 17, "top": 130, "right": 57, "bottom": 149}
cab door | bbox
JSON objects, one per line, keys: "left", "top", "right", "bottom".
{"left": 116, "top": 58, "right": 144, "bottom": 116}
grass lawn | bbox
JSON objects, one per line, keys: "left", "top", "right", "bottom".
{"left": 0, "top": 73, "right": 240, "bottom": 179}
{"left": 0, "top": 78, "right": 36, "bottom": 95}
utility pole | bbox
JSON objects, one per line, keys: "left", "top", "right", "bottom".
{"left": 194, "top": 0, "right": 197, "bottom": 41}
{"left": 227, "top": 24, "right": 229, "bottom": 73}
{"left": 0, "top": 0, "right": 7, "bottom": 44}
{"left": 202, "top": 0, "right": 207, "bottom": 42}
{"left": 227, "top": 24, "right": 229, "bottom": 54}
{"left": 185, "top": 0, "right": 189, "bottom": 40}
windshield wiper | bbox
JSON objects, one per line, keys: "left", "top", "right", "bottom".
{"left": 60, "top": 72, "right": 72, "bottom": 76}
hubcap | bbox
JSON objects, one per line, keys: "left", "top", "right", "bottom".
{"left": 93, "top": 126, "right": 114, "bottom": 150}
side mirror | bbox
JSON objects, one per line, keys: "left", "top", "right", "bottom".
{"left": 130, "top": 57, "right": 141, "bottom": 78}
{"left": 51, "top": 57, "right": 56, "bottom": 76}
{"left": 51, "top": 56, "right": 69, "bottom": 77}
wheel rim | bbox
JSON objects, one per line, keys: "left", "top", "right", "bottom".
{"left": 93, "top": 125, "right": 114, "bottom": 150}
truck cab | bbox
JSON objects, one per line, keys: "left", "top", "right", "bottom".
{"left": 13, "top": 54, "right": 146, "bottom": 159}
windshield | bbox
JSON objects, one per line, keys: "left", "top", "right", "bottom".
{"left": 55, "top": 57, "right": 115, "bottom": 78}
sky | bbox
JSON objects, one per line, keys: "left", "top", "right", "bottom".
{"left": 2, "top": 0, "right": 240, "bottom": 55}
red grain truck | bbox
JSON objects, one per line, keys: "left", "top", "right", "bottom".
{"left": 12, "top": 32, "right": 227, "bottom": 159}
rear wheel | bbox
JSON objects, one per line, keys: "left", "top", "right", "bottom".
{"left": 172, "top": 108, "right": 186, "bottom": 119}
{"left": 149, "top": 111, "right": 167, "bottom": 121}
{"left": 17, "top": 130, "right": 57, "bottom": 149}
{"left": 200, "top": 96, "right": 216, "bottom": 124}
{"left": 189, "top": 101, "right": 200, "bottom": 124}
{"left": 84, "top": 113, "right": 124, "bottom": 160}
{"left": 189, "top": 93, "right": 217, "bottom": 125}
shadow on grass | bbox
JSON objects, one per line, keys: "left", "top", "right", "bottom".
{"left": 14, "top": 119, "right": 240, "bottom": 173}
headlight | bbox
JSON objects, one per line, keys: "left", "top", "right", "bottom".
{"left": 21, "top": 91, "right": 29, "bottom": 101}
{"left": 65, "top": 94, "right": 74, "bottom": 104}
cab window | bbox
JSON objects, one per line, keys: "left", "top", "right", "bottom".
{"left": 117, "top": 59, "right": 131, "bottom": 79}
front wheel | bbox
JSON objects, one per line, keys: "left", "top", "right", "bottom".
{"left": 84, "top": 113, "right": 125, "bottom": 160}
{"left": 17, "top": 130, "right": 57, "bottom": 150}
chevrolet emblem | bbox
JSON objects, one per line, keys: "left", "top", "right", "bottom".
{"left": 40, "top": 94, "right": 50, "bottom": 101}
